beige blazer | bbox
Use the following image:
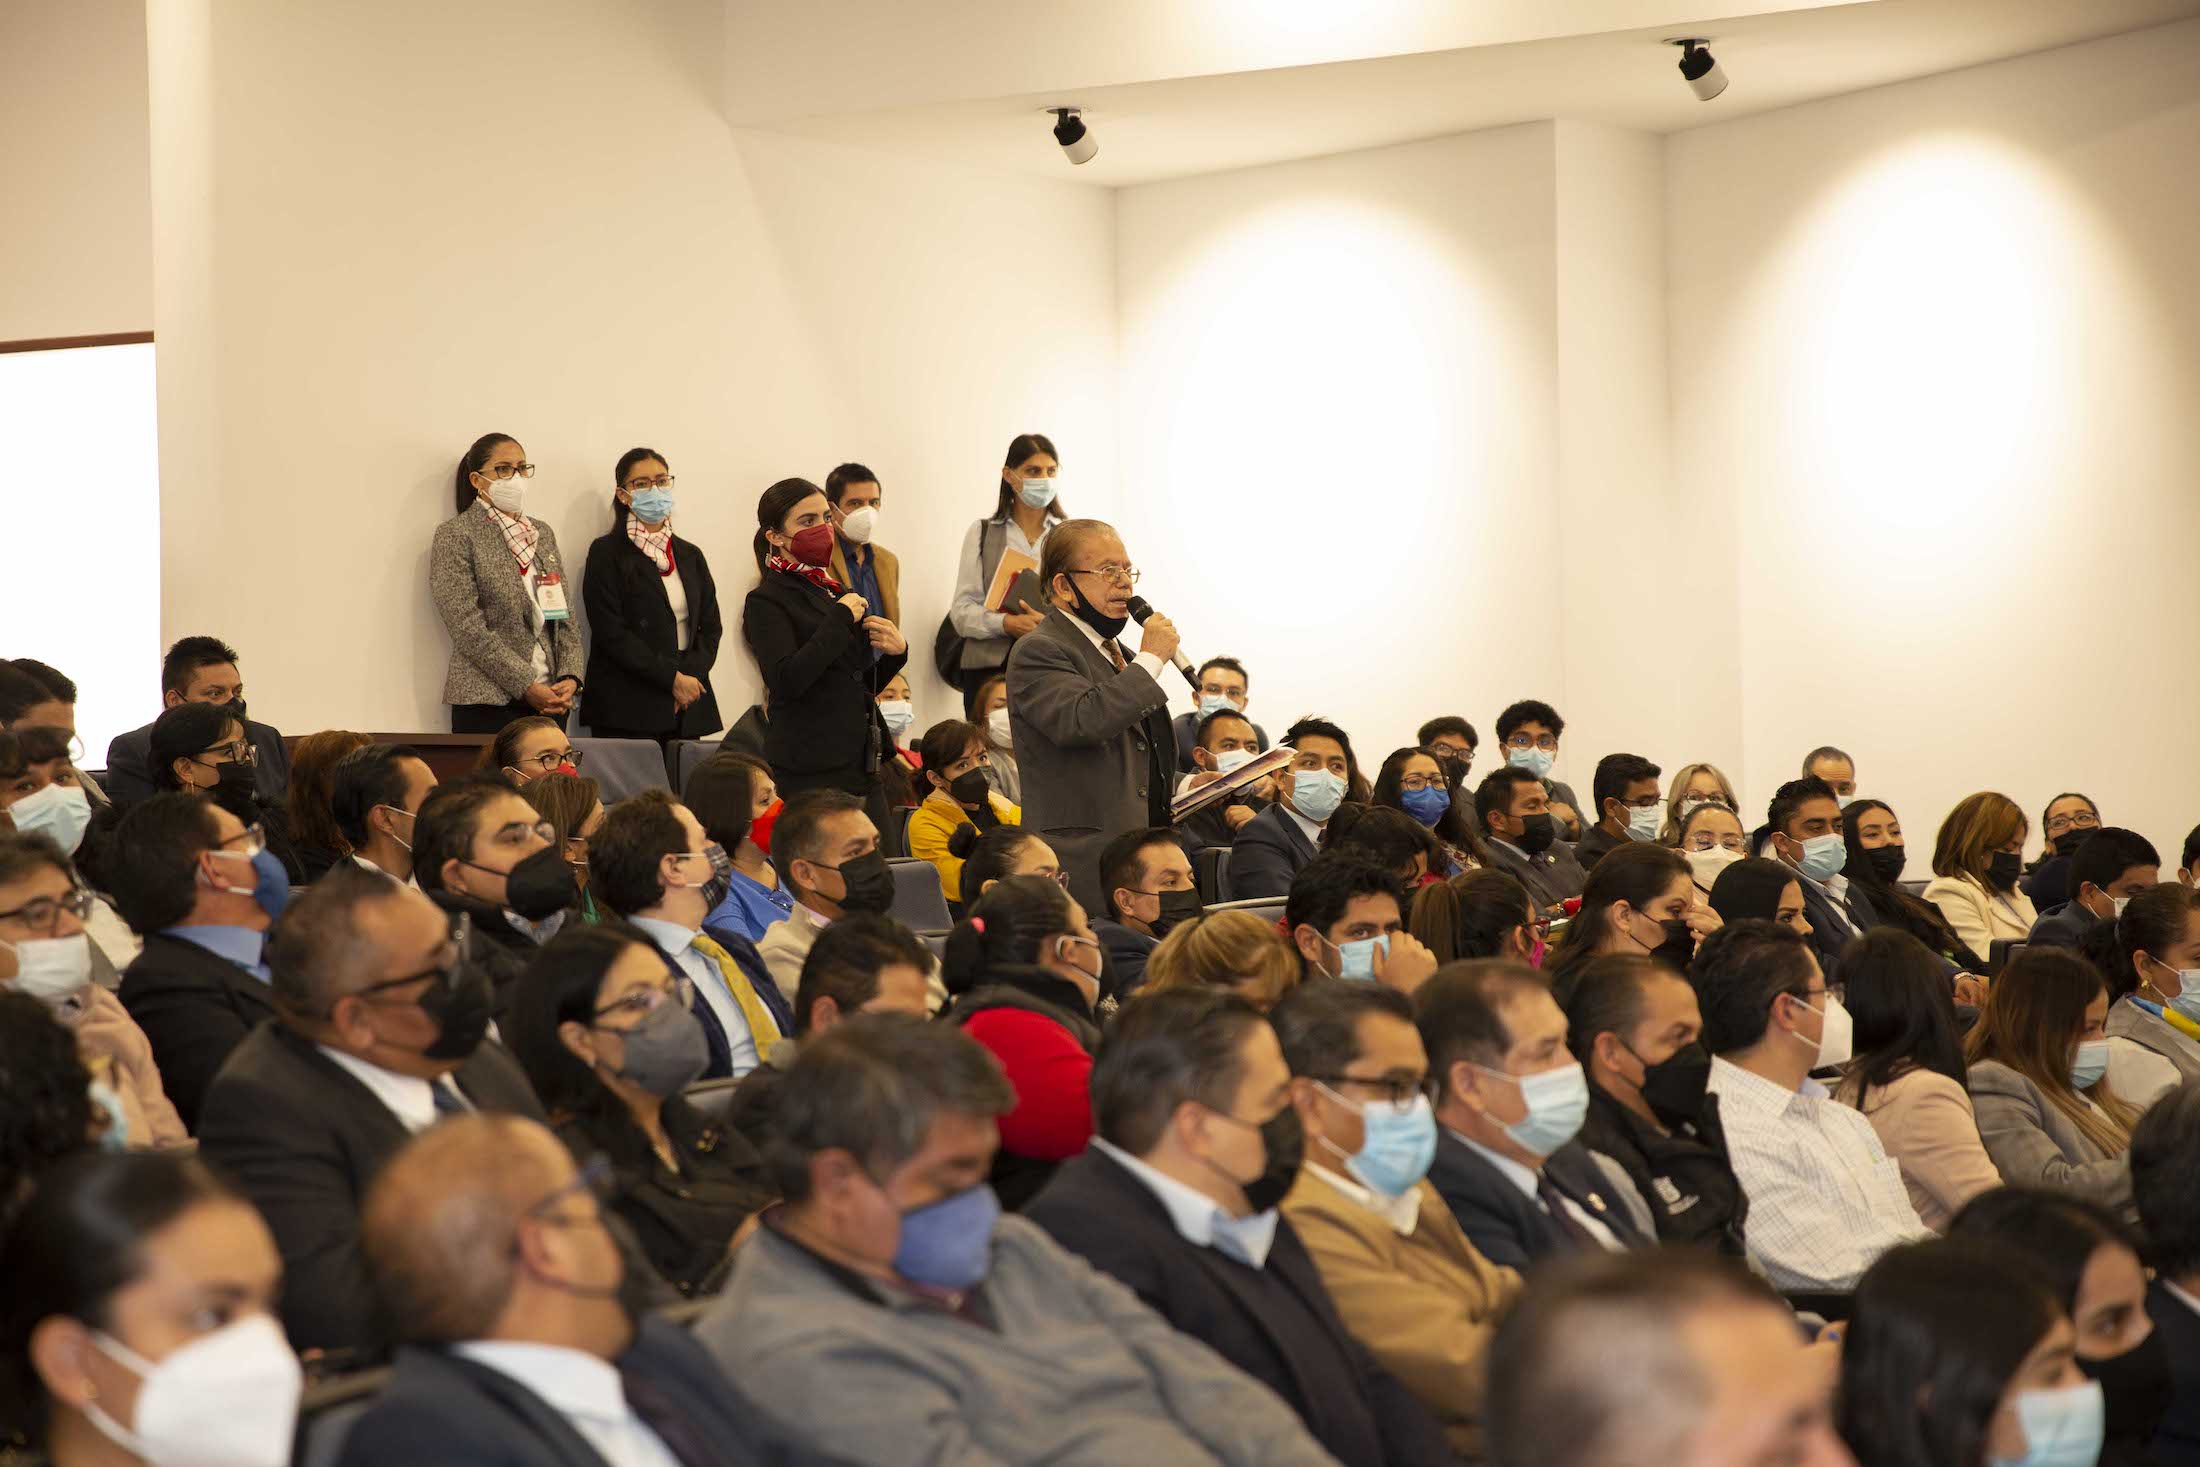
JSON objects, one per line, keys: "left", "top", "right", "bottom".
{"left": 1281, "top": 1167, "right": 1522, "bottom": 1462}
{"left": 1842, "top": 1067, "right": 2002, "bottom": 1232}
{"left": 1923, "top": 874, "right": 2036, "bottom": 958}
{"left": 827, "top": 539, "right": 900, "bottom": 627}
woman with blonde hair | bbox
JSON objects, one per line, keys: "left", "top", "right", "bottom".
{"left": 1965, "top": 946, "right": 2141, "bottom": 1218}
{"left": 1925, "top": 791, "right": 2038, "bottom": 960}
{"left": 1656, "top": 762, "right": 1739, "bottom": 844}
{"left": 1141, "top": 909, "right": 1300, "bottom": 1010}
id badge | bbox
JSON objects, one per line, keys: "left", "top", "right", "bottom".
{"left": 535, "top": 572, "right": 571, "bottom": 622}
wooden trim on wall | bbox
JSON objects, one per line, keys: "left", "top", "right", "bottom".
{"left": 0, "top": 331, "right": 155, "bottom": 356}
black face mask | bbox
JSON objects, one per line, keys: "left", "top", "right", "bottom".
{"left": 1062, "top": 576, "right": 1129, "bottom": 640}
{"left": 949, "top": 768, "right": 995, "bottom": 813}
{"left": 1866, "top": 844, "right": 1906, "bottom": 884}
{"left": 1628, "top": 1040, "right": 1713, "bottom": 1130}
{"left": 2081, "top": 1326, "right": 2174, "bottom": 1447}
{"left": 1241, "top": 1106, "right": 1306, "bottom": 1214}
{"left": 206, "top": 759, "right": 259, "bottom": 819}
{"left": 1143, "top": 888, "right": 1203, "bottom": 940}
{"left": 1988, "top": 851, "right": 2023, "bottom": 891}
{"left": 1650, "top": 918, "right": 1694, "bottom": 964}
{"left": 500, "top": 847, "right": 581, "bottom": 921}
{"left": 418, "top": 960, "right": 495, "bottom": 1060}
{"left": 824, "top": 849, "right": 897, "bottom": 914}
{"left": 1513, "top": 811, "right": 1557, "bottom": 856}
{"left": 2053, "top": 829, "right": 2090, "bottom": 858}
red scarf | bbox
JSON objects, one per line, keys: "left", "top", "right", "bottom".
{"left": 766, "top": 552, "right": 844, "bottom": 596}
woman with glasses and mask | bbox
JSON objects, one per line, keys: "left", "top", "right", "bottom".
{"left": 147, "top": 703, "right": 304, "bottom": 885}
{"left": 1655, "top": 762, "right": 1742, "bottom": 846}
{"left": 1372, "top": 745, "right": 1485, "bottom": 877}
{"left": 942, "top": 874, "right": 1105, "bottom": 1210}
{"left": 505, "top": 926, "right": 776, "bottom": 1296}
{"left": 579, "top": 447, "right": 723, "bottom": 748}
{"left": 412, "top": 775, "right": 581, "bottom": 1019}
{"left": 432, "top": 432, "right": 584, "bottom": 735}
{"left": 1675, "top": 800, "right": 1750, "bottom": 901}
{"left": 0, "top": 1150, "right": 302, "bottom": 1467}
{"left": 0, "top": 729, "right": 138, "bottom": 972}
{"left": 482, "top": 714, "right": 581, "bottom": 789}
{"left": 907, "top": 719, "right": 1021, "bottom": 907}
{"left": 2025, "top": 793, "right": 2102, "bottom": 911}
{"left": 947, "top": 432, "right": 1066, "bottom": 700}
{"left": 1927, "top": 792, "right": 2040, "bottom": 965}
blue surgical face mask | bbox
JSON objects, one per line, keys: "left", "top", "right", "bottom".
{"left": 1476, "top": 1061, "right": 1591, "bottom": 1157}
{"left": 627, "top": 486, "right": 676, "bottom": 523}
{"left": 1292, "top": 768, "right": 1346, "bottom": 823}
{"left": 1015, "top": 476, "right": 1058, "bottom": 510}
{"left": 1991, "top": 1379, "right": 2105, "bottom": 1467}
{"left": 2071, "top": 1039, "right": 2111, "bottom": 1092}
{"left": 1324, "top": 931, "right": 1389, "bottom": 982}
{"left": 1400, "top": 787, "right": 1451, "bottom": 828}
{"left": 1508, "top": 746, "right": 1556, "bottom": 780}
{"left": 892, "top": 1183, "right": 1001, "bottom": 1291}
{"left": 210, "top": 845, "right": 292, "bottom": 920}
{"left": 1794, "top": 832, "right": 1847, "bottom": 883}
{"left": 1624, "top": 804, "right": 1662, "bottom": 842}
{"left": 1320, "top": 1087, "right": 1438, "bottom": 1198}
{"left": 1198, "top": 692, "right": 1240, "bottom": 719}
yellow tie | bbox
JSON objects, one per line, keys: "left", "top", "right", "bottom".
{"left": 689, "top": 933, "right": 783, "bottom": 1050}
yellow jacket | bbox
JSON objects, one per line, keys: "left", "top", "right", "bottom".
{"left": 1281, "top": 1166, "right": 1522, "bottom": 1462}
{"left": 906, "top": 790, "right": 1021, "bottom": 903}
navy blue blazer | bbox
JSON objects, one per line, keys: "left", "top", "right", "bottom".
{"left": 1228, "top": 803, "right": 1319, "bottom": 901}
{"left": 1025, "top": 1147, "right": 1453, "bottom": 1467}
{"left": 641, "top": 924, "right": 793, "bottom": 1080}
{"left": 1426, "top": 1130, "right": 1647, "bottom": 1272}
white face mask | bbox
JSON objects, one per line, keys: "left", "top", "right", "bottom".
{"left": 839, "top": 505, "right": 879, "bottom": 544}
{"left": 1685, "top": 846, "right": 1742, "bottom": 891}
{"left": 84, "top": 1314, "right": 303, "bottom": 1467}
{"left": 1791, "top": 993, "right": 1854, "bottom": 1069}
{"left": 1212, "top": 748, "right": 1255, "bottom": 777}
{"left": 987, "top": 707, "right": 1013, "bottom": 745}
{"left": 8, "top": 781, "right": 92, "bottom": 853}
{"left": 3, "top": 931, "right": 92, "bottom": 1008}
{"left": 484, "top": 477, "right": 526, "bottom": 516}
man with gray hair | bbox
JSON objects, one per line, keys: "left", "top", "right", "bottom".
{"left": 1486, "top": 1249, "right": 1855, "bottom": 1467}
{"left": 195, "top": 865, "right": 543, "bottom": 1357}
{"left": 695, "top": 1014, "right": 1340, "bottom": 1466}
{"left": 339, "top": 1114, "right": 825, "bottom": 1467}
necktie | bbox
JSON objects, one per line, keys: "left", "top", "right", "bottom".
{"left": 618, "top": 1365, "right": 722, "bottom": 1467}
{"left": 691, "top": 933, "right": 784, "bottom": 1049}
{"left": 1106, "top": 640, "right": 1126, "bottom": 671}
{"left": 1536, "top": 1172, "right": 1603, "bottom": 1251}
{"left": 431, "top": 1079, "right": 471, "bottom": 1116}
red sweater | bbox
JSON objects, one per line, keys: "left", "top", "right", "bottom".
{"left": 960, "top": 1008, "right": 1093, "bottom": 1161}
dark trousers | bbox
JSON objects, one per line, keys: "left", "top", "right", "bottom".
{"left": 450, "top": 701, "right": 567, "bottom": 735}
{"left": 585, "top": 722, "right": 675, "bottom": 748}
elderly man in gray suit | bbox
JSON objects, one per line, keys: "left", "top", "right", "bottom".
{"left": 1005, "top": 520, "right": 1181, "bottom": 916}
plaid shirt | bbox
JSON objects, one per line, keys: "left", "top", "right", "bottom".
{"left": 480, "top": 499, "right": 540, "bottom": 573}
{"left": 1707, "top": 1056, "right": 1930, "bottom": 1293}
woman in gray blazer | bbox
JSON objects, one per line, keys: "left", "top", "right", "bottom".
{"left": 431, "top": 432, "right": 584, "bottom": 734}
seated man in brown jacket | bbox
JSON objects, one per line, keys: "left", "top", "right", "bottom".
{"left": 1270, "top": 979, "right": 1523, "bottom": 1461}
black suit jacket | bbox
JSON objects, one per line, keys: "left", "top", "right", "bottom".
{"left": 1793, "top": 872, "right": 1884, "bottom": 977}
{"left": 195, "top": 1022, "right": 545, "bottom": 1358}
{"left": 1482, "top": 838, "right": 1588, "bottom": 912}
{"left": 2149, "top": 1279, "right": 2200, "bottom": 1467}
{"left": 2028, "top": 899, "right": 2101, "bottom": 951}
{"left": 334, "top": 1314, "right": 847, "bottom": 1467}
{"left": 1093, "top": 918, "right": 1158, "bottom": 996}
{"left": 1426, "top": 1130, "right": 1646, "bottom": 1272}
{"left": 741, "top": 566, "right": 905, "bottom": 786}
{"left": 1025, "top": 1148, "right": 1453, "bottom": 1467}
{"left": 117, "top": 930, "right": 279, "bottom": 1131}
{"left": 1229, "top": 803, "right": 1319, "bottom": 901}
{"left": 104, "top": 716, "right": 291, "bottom": 809}
{"left": 579, "top": 529, "right": 724, "bottom": 738}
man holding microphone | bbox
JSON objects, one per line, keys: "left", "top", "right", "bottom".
{"left": 1006, "top": 519, "right": 1182, "bottom": 916}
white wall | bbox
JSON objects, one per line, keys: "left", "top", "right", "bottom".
{"left": 1669, "top": 18, "right": 2200, "bottom": 862}
{"left": 144, "top": 0, "right": 1117, "bottom": 737}
{"left": 0, "top": 0, "right": 152, "bottom": 340}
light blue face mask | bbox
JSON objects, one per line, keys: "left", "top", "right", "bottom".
{"left": 1476, "top": 1061, "right": 1591, "bottom": 1157}
{"left": 1325, "top": 931, "right": 1389, "bottom": 982}
{"left": 1794, "top": 832, "right": 1847, "bottom": 883}
{"left": 1990, "top": 1379, "right": 2105, "bottom": 1467}
{"left": 1016, "top": 476, "right": 1058, "bottom": 510}
{"left": 1292, "top": 768, "right": 1347, "bottom": 824}
{"left": 1198, "top": 693, "right": 1239, "bottom": 719}
{"left": 1320, "top": 1088, "right": 1438, "bottom": 1198}
{"left": 627, "top": 486, "right": 676, "bottom": 523}
{"left": 1213, "top": 748, "right": 1254, "bottom": 777}
{"left": 2070, "top": 1039, "right": 2110, "bottom": 1092}
{"left": 1624, "top": 804, "right": 1662, "bottom": 842}
{"left": 1508, "top": 746, "right": 1555, "bottom": 780}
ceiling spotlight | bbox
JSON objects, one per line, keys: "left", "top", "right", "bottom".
{"left": 1048, "top": 107, "right": 1097, "bottom": 166}
{"left": 1670, "top": 39, "right": 1728, "bottom": 102}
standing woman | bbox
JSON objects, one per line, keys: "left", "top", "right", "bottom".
{"left": 1927, "top": 791, "right": 2040, "bottom": 963}
{"left": 742, "top": 479, "right": 907, "bottom": 829}
{"left": 431, "top": 432, "right": 583, "bottom": 734}
{"left": 947, "top": 433, "right": 1065, "bottom": 700}
{"left": 579, "top": 447, "right": 722, "bottom": 745}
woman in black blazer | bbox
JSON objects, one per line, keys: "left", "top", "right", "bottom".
{"left": 579, "top": 447, "right": 723, "bottom": 744}
{"left": 741, "top": 478, "right": 908, "bottom": 820}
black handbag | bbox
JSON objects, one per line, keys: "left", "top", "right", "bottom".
{"left": 932, "top": 518, "right": 992, "bottom": 682}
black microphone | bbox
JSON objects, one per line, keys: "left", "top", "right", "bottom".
{"left": 1124, "top": 595, "right": 1199, "bottom": 688}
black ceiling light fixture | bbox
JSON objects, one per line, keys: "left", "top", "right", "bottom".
{"left": 1669, "top": 38, "right": 1729, "bottom": 102}
{"left": 1048, "top": 107, "right": 1097, "bottom": 165}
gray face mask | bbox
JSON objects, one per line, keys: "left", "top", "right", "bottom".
{"left": 598, "top": 998, "right": 709, "bottom": 1097}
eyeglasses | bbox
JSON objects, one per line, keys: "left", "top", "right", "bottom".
{"left": 1505, "top": 734, "right": 1560, "bottom": 752}
{"left": 1067, "top": 564, "right": 1141, "bottom": 587}
{"left": 354, "top": 914, "right": 470, "bottom": 1001}
{"left": 195, "top": 741, "right": 256, "bottom": 765}
{"left": 218, "top": 823, "right": 268, "bottom": 858}
{"left": 2044, "top": 810, "right": 2101, "bottom": 837}
{"left": 481, "top": 463, "right": 537, "bottom": 481}
{"left": 517, "top": 748, "right": 583, "bottom": 773}
{"left": 592, "top": 980, "right": 685, "bottom": 1024}
{"left": 0, "top": 886, "right": 95, "bottom": 934}
{"left": 623, "top": 474, "right": 675, "bottom": 490}
{"left": 488, "top": 819, "right": 557, "bottom": 851}
{"left": 1397, "top": 774, "right": 1448, "bottom": 793}
{"left": 1309, "top": 1072, "right": 1428, "bottom": 1108}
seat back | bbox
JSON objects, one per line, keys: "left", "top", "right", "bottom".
{"left": 294, "top": 1367, "right": 390, "bottom": 1467}
{"left": 670, "top": 738, "right": 723, "bottom": 793}
{"left": 1194, "top": 846, "right": 1232, "bottom": 906}
{"left": 570, "top": 737, "right": 671, "bottom": 802}
{"left": 886, "top": 857, "right": 954, "bottom": 934}
{"left": 1203, "top": 895, "right": 1285, "bottom": 927}
{"left": 684, "top": 1076, "right": 741, "bottom": 1121}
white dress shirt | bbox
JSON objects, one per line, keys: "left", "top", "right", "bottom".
{"left": 1452, "top": 1131, "right": 1621, "bottom": 1250}
{"left": 1305, "top": 1162, "right": 1423, "bottom": 1237}
{"left": 451, "top": 1341, "right": 682, "bottom": 1467}
{"left": 1282, "top": 803, "right": 1326, "bottom": 849}
{"left": 316, "top": 1047, "right": 467, "bottom": 1134}
{"left": 950, "top": 516, "right": 1051, "bottom": 641}
{"left": 1057, "top": 599, "right": 1167, "bottom": 681}
{"left": 1708, "top": 1056, "right": 1930, "bottom": 1292}
{"left": 629, "top": 915, "right": 758, "bottom": 1078}
{"left": 1090, "top": 1138, "right": 1278, "bottom": 1267}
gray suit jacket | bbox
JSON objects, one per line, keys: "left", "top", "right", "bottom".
{"left": 1967, "top": 1058, "right": 2132, "bottom": 1217}
{"left": 2106, "top": 997, "right": 2200, "bottom": 1083}
{"left": 430, "top": 505, "right": 585, "bottom": 707}
{"left": 1482, "top": 837, "right": 1588, "bottom": 912}
{"left": 1005, "top": 607, "right": 1173, "bottom": 897}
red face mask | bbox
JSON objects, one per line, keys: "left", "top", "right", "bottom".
{"left": 748, "top": 798, "right": 785, "bottom": 853}
{"left": 786, "top": 524, "right": 836, "bottom": 567}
